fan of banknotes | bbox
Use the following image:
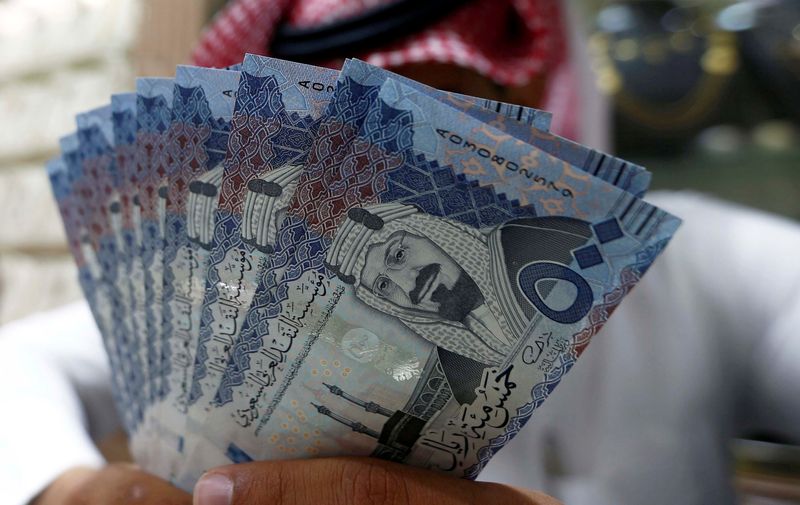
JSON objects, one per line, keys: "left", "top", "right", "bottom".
{"left": 46, "top": 55, "right": 681, "bottom": 490}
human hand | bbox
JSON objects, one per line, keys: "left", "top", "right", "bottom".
{"left": 31, "top": 464, "right": 192, "bottom": 505}
{"left": 193, "top": 457, "right": 561, "bottom": 505}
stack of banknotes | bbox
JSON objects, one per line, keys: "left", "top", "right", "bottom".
{"left": 47, "top": 55, "right": 681, "bottom": 489}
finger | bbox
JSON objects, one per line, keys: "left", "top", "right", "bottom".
{"left": 71, "top": 463, "right": 192, "bottom": 505}
{"left": 194, "top": 457, "right": 562, "bottom": 505}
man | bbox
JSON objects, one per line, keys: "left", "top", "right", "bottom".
{"left": 7, "top": 1, "right": 800, "bottom": 505}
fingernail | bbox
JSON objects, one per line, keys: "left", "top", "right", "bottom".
{"left": 194, "top": 473, "right": 233, "bottom": 505}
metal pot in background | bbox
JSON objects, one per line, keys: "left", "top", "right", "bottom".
{"left": 589, "top": 0, "right": 799, "bottom": 156}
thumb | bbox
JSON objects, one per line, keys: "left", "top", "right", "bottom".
{"left": 193, "top": 457, "right": 561, "bottom": 505}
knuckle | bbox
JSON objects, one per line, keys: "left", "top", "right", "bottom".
{"left": 104, "top": 466, "right": 142, "bottom": 504}
{"left": 98, "top": 464, "right": 160, "bottom": 505}
{"left": 237, "top": 464, "right": 293, "bottom": 504}
{"left": 341, "top": 460, "right": 410, "bottom": 505}
{"left": 120, "top": 480, "right": 149, "bottom": 504}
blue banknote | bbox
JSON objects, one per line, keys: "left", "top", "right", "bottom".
{"left": 185, "top": 56, "right": 656, "bottom": 468}
{"left": 178, "top": 57, "right": 341, "bottom": 478}
{"left": 76, "top": 106, "right": 146, "bottom": 426}
{"left": 53, "top": 134, "right": 138, "bottom": 431}
{"left": 135, "top": 77, "right": 175, "bottom": 410}
{"left": 175, "top": 56, "right": 568, "bottom": 480}
{"left": 341, "top": 60, "right": 651, "bottom": 196}
{"left": 111, "top": 92, "right": 151, "bottom": 429}
{"left": 199, "top": 57, "right": 557, "bottom": 413}
{"left": 178, "top": 74, "right": 680, "bottom": 482}
{"left": 186, "top": 54, "right": 558, "bottom": 423}
{"left": 152, "top": 66, "right": 241, "bottom": 476}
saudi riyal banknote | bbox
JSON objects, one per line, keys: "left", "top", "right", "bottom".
{"left": 177, "top": 57, "right": 341, "bottom": 481}
{"left": 177, "top": 72, "right": 679, "bottom": 483}
{"left": 76, "top": 105, "right": 146, "bottom": 425}
{"left": 135, "top": 77, "right": 175, "bottom": 411}
{"left": 111, "top": 92, "right": 151, "bottom": 431}
{"left": 186, "top": 55, "right": 557, "bottom": 437}
{"left": 176, "top": 56, "right": 580, "bottom": 480}
{"left": 178, "top": 56, "right": 655, "bottom": 473}
{"left": 47, "top": 55, "right": 686, "bottom": 490}
{"left": 53, "top": 133, "right": 138, "bottom": 431}
{"left": 151, "top": 66, "right": 242, "bottom": 478}
{"left": 340, "top": 60, "right": 652, "bottom": 197}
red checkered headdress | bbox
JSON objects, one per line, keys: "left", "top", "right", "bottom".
{"left": 192, "top": 0, "right": 580, "bottom": 139}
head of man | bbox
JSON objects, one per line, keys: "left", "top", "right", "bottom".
{"left": 359, "top": 230, "right": 484, "bottom": 323}
{"left": 192, "top": 0, "right": 580, "bottom": 140}
{"left": 325, "top": 203, "right": 513, "bottom": 366}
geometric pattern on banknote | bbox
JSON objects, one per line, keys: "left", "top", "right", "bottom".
{"left": 289, "top": 135, "right": 402, "bottom": 234}
{"left": 79, "top": 124, "right": 145, "bottom": 424}
{"left": 124, "top": 96, "right": 148, "bottom": 189}
{"left": 571, "top": 235, "right": 671, "bottom": 358}
{"left": 191, "top": 74, "right": 320, "bottom": 404}
{"left": 329, "top": 77, "right": 383, "bottom": 125}
{"left": 208, "top": 79, "right": 383, "bottom": 403}
{"left": 77, "top": 123, "right": 117, "bottom": 281}
{"left": 48, "top": 162, "right": 85, "bottom": 260}
{"left": 211, "top": 214, "right": 320, "bottom": 405}
{"left": 298, "top": 77, "right": 381, "bottom": 196}
{"left": 78, "top": 126, "right": 115, "bottom": 240}
{"left": 78, "top": 132, "right": 117, "bottom": 244}
{"left": 218, "top": 74, "right": 286, "bottom": 213}
{"left": 161, "top": 210, "right": 196, "bottom": 406}
{"left": 142, "top": 225, "right": 169, "bottom": 401}
{"left": 61, "top": 142, "right": 102, "bottom": 325}
{"left": 137, "top": 91, "right": 176, "bottom": 403}
{"left": 112, "top": 106, "right": 139, "bottom": 227}
{"left": 290, "top": 89, "right": 412, "bottom": 230}
{"left": 189, "top": 212, "right": 242, "bottom": 404}
{"left": 213, "top": 98, "right": 540, "bottom": 409}
{"left": 90, "top": 158, "right": 145, "bottom": 410}
{"left": 140, "top": 216, "right": 165, "bottom": 402}
{"left": 292, "top": 95, "right": 536, "bottom": 237}
{"left": 170, "top": 85, "right": 213, "bottom": 212}
{"left": 113, "top": 106, "right": 138, "bottom": 147}
{"left": 60, "top": 151, "right": 91, "bottom": 264}
{"left": 161, "top": 94, "right": 212, "bottom": 390}
{"left": 193, "top": 187, "right": 279, "bottom": 393}
{"left": 163, "top": 82, "right": 232, "bottom": 405}
{"left": 112, "top": 96, "right": 151, "bottom": 392}
{"left": 48, "top": 160, "right": 72, "bottom": 207}
{"left": 62, "top": 149, "right": 91, "bottom": 251}
{"left": 51, "top": 153, "right": 136, "bottom": 430}
{"left": 464, "top": 235, "right": 672, "bottom": 480}
{"left": 206, "top": 114, "right": 233, "bottom": 165}
{"left": 137, "top": 95, "right": 175, "bottom": 218}
{"left": 49, "top": 150, "right": 78, "bottom": 235}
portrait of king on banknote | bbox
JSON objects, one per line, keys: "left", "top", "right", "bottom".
{"left": 288, "top": 200, "right": 658, "bottom": 474}
{"left": 324, "top": 203, "right": 595, "bottom": 368}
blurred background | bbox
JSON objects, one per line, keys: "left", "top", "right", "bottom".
{"left": 0, "top": 0, "right": 797, "bottom": 502}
